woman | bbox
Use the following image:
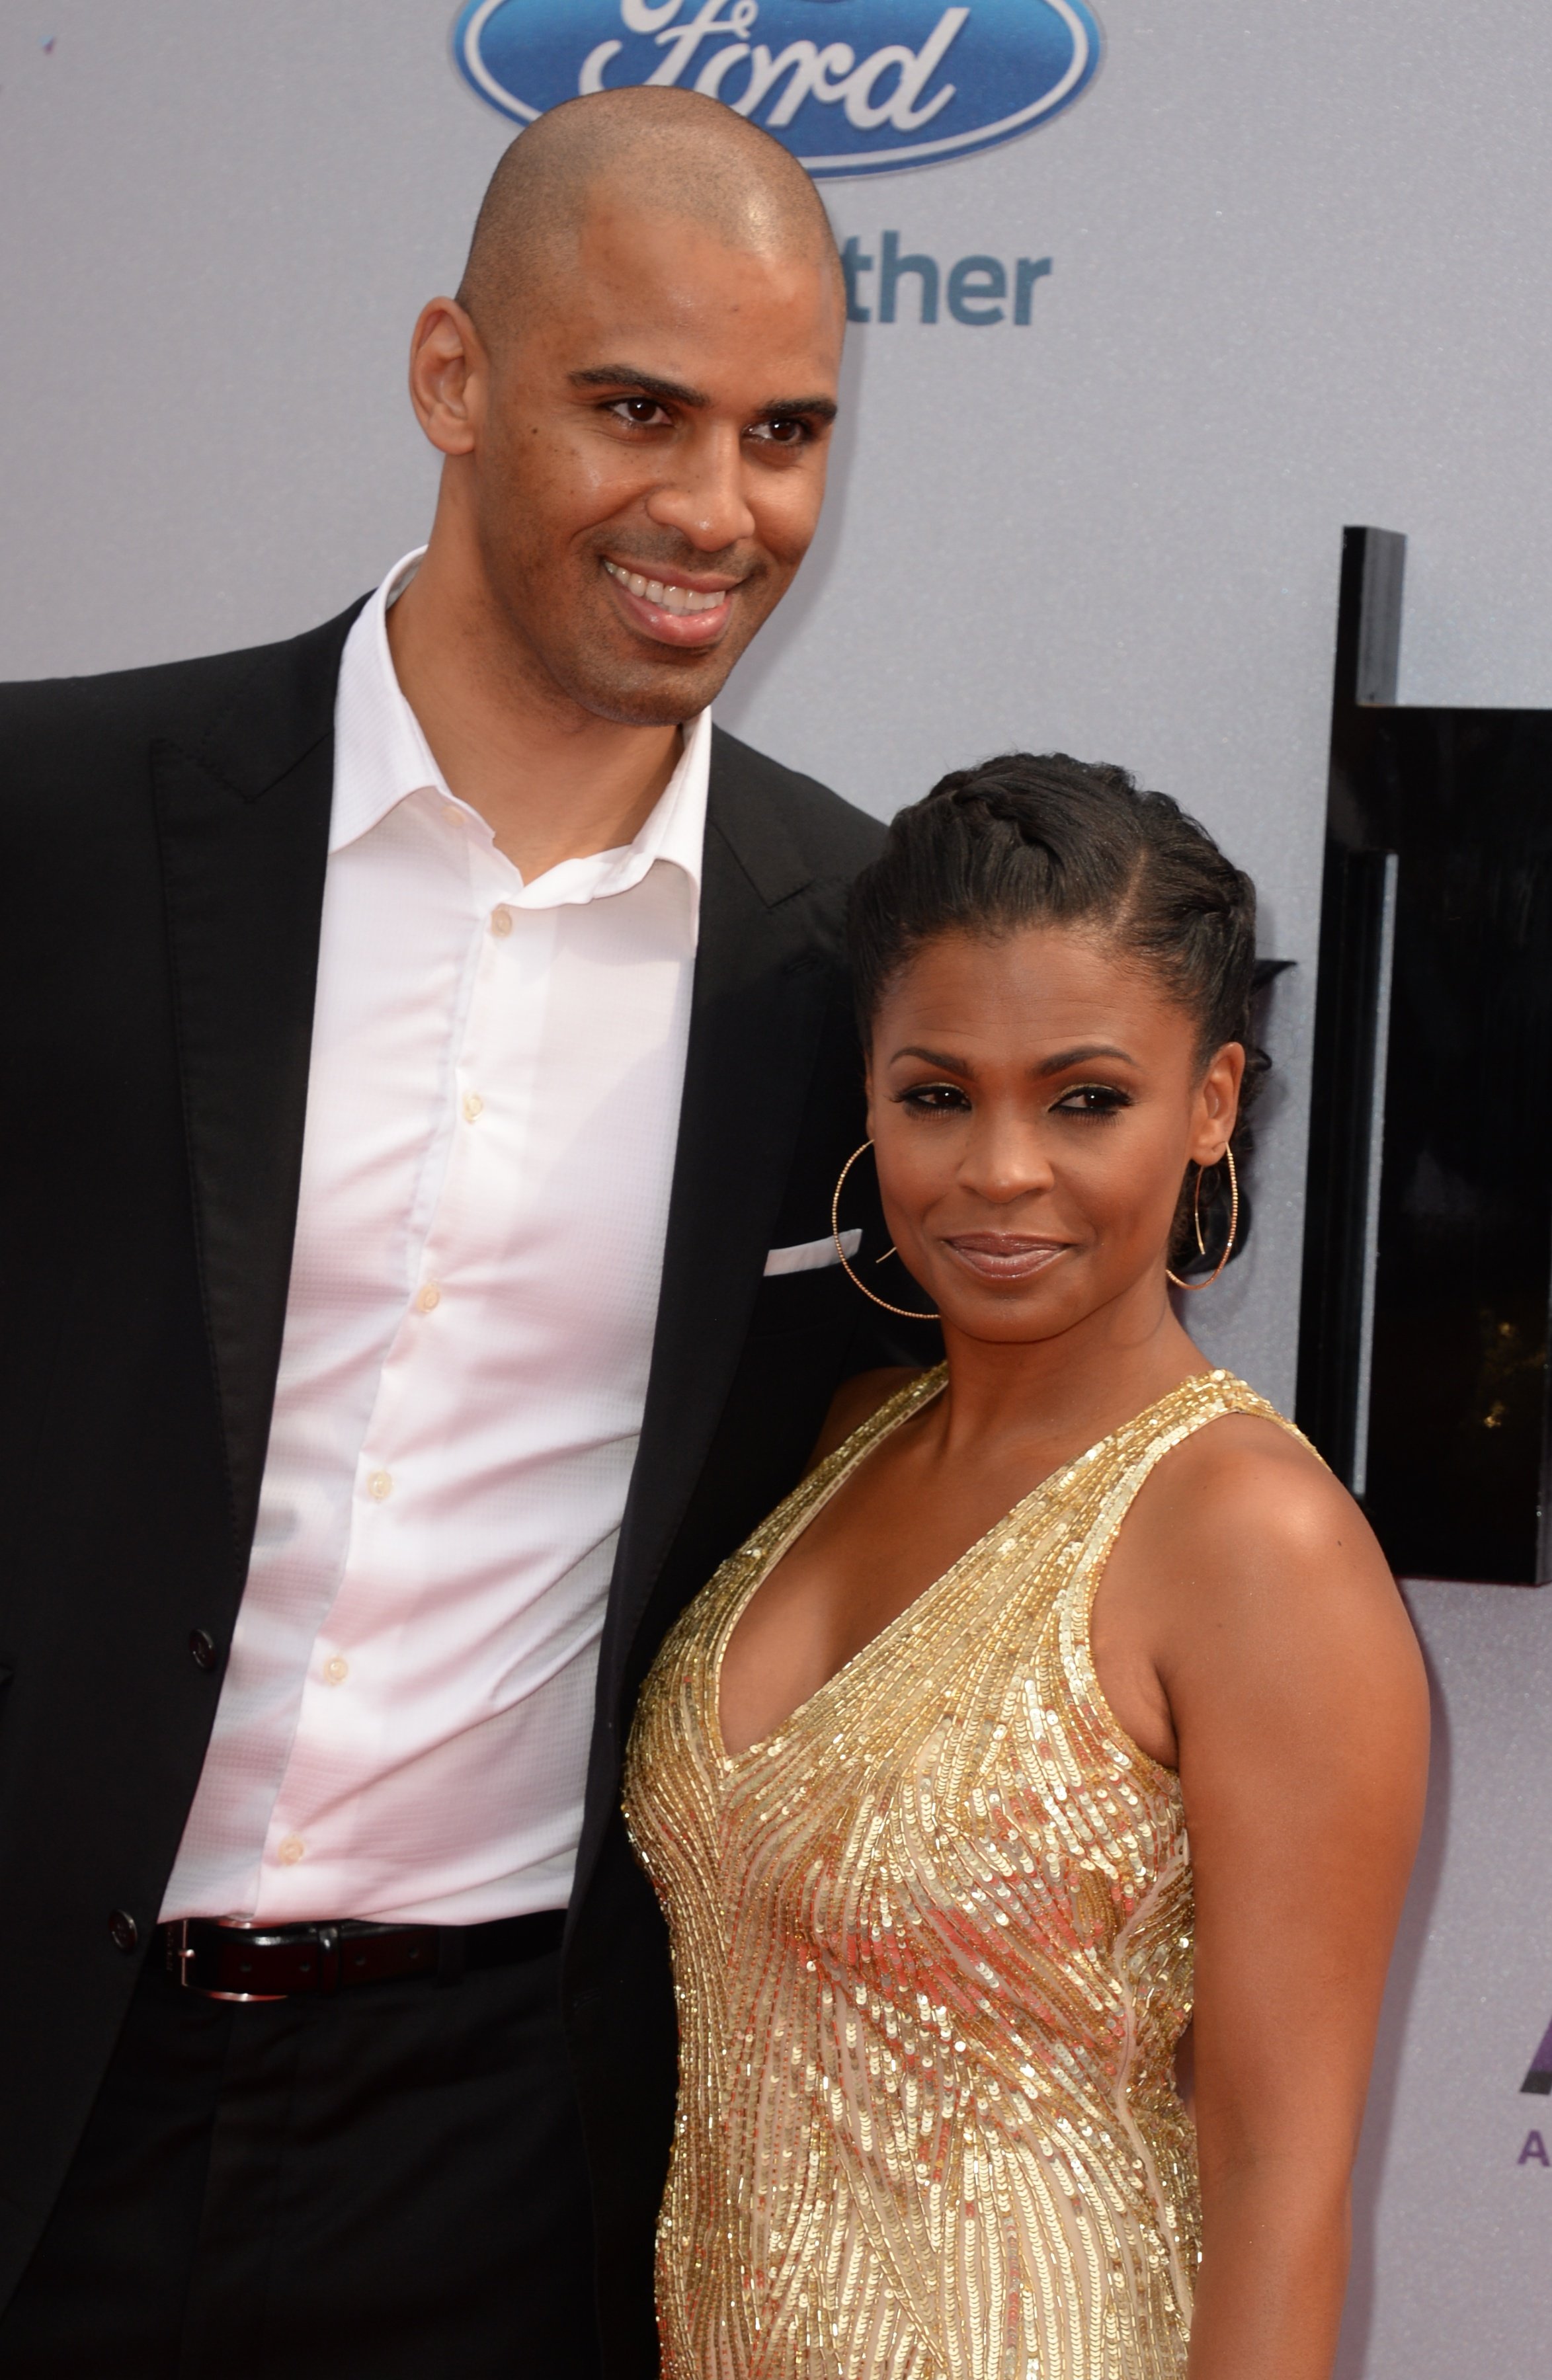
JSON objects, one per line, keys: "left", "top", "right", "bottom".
{"left": 624, "top": 753, "right": 1428, "bottom": 2380}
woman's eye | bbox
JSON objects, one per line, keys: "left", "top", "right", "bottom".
{"left": 1054, "top": 1083, "right": 1131, "bottom": 1117}
{"left": 899, "top": 1083, "right": 970, "bottom": 1114}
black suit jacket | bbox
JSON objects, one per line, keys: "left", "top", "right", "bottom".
{"left": 0, "top": 602, "right": 931, "bottom": 2370}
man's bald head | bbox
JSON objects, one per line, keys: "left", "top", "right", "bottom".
{"left": 403, "top": 83, "right": 844, "bottom": 731}
{"left": 457, "top": 86, "right": 841, "bottom": 342}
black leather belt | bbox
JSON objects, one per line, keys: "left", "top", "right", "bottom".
{"left": 159, "top": 1909, "right": 565, "bottom": 2001}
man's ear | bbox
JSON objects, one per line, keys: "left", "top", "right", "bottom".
{"left": 1190, "top": 1041, "right": 1246, "bottom": 1166}
{"left": 407, "top": 297, "right": 487, "bottom": 458}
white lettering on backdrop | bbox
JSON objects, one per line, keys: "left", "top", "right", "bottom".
{"left": 579, "top": 1, "right": 971, "bottom": 134}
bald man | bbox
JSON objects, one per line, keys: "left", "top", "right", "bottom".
{"left": 0, "top": 89, "right": 929, "bottom": 2380}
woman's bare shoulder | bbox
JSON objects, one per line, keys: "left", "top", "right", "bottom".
{"left": 805, "top": 1368, "right": 926, "bottom": 1473}
{"left": 1125, "top": 1406, "right": 1405, "bottom": 1630}
{"left": 1161, "top": 1408, "right": 1360, "bottom": 1545}
{"left": 1102, "top": 1404, "right": 1427, "bottom": 1772}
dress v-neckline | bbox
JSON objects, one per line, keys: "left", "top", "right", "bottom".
{"left": 710, "top": 1366, "right": 1227, "bottom": 1769}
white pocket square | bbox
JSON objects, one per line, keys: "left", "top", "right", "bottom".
{"left": 764, "top": 1229, "right": 860, "bottom": 1277}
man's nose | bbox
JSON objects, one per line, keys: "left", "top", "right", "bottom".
{"left": 643, "top": 426, "right": 757, "bottom": 552}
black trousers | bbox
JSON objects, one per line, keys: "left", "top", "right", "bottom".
{"left": 0, "top": 1942, "right": 604, "bottom": 2379}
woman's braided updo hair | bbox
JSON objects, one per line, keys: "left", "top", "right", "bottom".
{"left": 847, "top": 752, "right": 1264, "bottom": 1277}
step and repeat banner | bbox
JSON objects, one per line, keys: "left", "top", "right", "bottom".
{"left": 3, "top": 4, "right": 1552, "bottom": 2367}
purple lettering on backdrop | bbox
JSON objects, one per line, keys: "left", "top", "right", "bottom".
{"left": 1519, "top": 2010, "right": 1552, "bottom": 2094}
{"left": 1517, "top": 2131, "right": 1549, "bottom": 2166}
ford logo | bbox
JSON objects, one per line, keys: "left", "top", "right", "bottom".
{"left": 451, "top": 2, "right": 1102, "bottom": 178}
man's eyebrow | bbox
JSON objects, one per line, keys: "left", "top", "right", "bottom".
{"left": 568, "top": 366, "right": 837, "bottom": 422}
{"left": 570, "top": 366, "right": 712, "bottom": 407}
{"left": 1035, "top": 1043, "right": 1137, "bottom": 1076}
{"left": 758, "top": 393, "right": 838, "bottom": 423}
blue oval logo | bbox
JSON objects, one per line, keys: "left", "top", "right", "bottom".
{"left": 451, "top": 2, "right": 1102, "bottom": 178}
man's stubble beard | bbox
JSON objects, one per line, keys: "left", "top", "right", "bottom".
{"left": 522, "top": 632, "right": 739, "bottom": 729}
{"left": 473, "top": 467, "right": 784, "bottom": 729}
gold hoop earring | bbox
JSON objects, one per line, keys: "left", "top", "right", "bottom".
{"left": 1166, "top": 1146, "right": 1239, "bottom": 1292}
{"left": 831, "top": 1142, "right": 941, "bottom": 1322}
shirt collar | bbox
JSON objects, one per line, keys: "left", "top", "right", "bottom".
{"left": 330, "top": 547, "right": 710, "bottom": 913}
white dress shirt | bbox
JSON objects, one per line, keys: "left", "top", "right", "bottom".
{"left": 161, "top": 552, "right": 708, "bottom": 1926}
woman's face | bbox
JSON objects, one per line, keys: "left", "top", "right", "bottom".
{"left": 866, "top": 923, "right": 1245, "bottom": 1346}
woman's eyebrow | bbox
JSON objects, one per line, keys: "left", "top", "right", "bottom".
{"left": 890, "top": 1041, "right": 1141, "bottom": 1074}
{"left": 889, "top": 1044, "right": 972, "bottom": 1072}
{"left": 1036, "top": 1043, "right": 1137, "bottom": 1075}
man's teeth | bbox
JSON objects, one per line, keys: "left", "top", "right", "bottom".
{"left": 603, "top": 560, "right": 725, "bottom": 615}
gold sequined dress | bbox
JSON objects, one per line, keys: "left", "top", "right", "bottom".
{"left": 624, "top": 1367, "right": 1297, "bottom": 2380}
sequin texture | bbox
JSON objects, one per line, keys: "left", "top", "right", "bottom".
{"left": 624, "top": 1368, "right": 1301, "bottom": 2379}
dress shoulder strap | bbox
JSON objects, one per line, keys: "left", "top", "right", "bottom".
{"left": 1065, "top": 1368, "right": 1319, "bottom": 1622}
{"left": 1055, "top": 1371, "right": 1319, "bottom": 1774}
{"left": 806, "top": 1363, "right": 948, "bottom": 1494}
{"left": 1088, "top": 1367, "right": 1317, "bottom": 1537}
{"left": 710, "top": 1363, "right": 948, "bottom": 1599}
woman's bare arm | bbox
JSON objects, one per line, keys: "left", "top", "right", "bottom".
{"left": 1096, "top": 1419, "right": 1429, "bottom": 2380}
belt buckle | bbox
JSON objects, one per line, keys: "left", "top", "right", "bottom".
{"left": 167, "top": 1915, "right": 292, "bottom": 2003}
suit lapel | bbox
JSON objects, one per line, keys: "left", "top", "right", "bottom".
{"left": 596, "top": 734, "right": 840, "bottom": 1708}
{"left": 153, "top": 605, "right": 362, "bottom": 1573}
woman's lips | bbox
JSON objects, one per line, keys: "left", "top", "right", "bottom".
{"left": 943, "top": 1235, "right": 1072, "bottom": 1281}
{"left": 601, "top": 557, "right": 735, "bottom": 649}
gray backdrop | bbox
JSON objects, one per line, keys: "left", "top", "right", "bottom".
{"left": 3, "top": 3, "right": 1549, "bottom": 2367}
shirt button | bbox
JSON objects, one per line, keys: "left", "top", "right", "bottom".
{"left": 490, "top": 905, "right": 512, "bottom": 937}
{"left": 415, "top": 1283, "right": 441, "bottom": 1313}
{"left": 323, "top": 1655, "right": 349, "bottom": 1686}
{"left": 368, "top": 1470, "right": 393, "bottom": 1501}
{"left": 462, "top": 1092, "right": 484, "bottom": 1122}
{"left": 277, "top": 1835, "right": 306, "bottom": 1866}
{"left": 443, "top": 805, "right": 463, "bottom": 828}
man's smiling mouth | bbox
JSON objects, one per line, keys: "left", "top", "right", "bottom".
{"left": 602, "top": 558, "right": 729, "bottom": 616}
